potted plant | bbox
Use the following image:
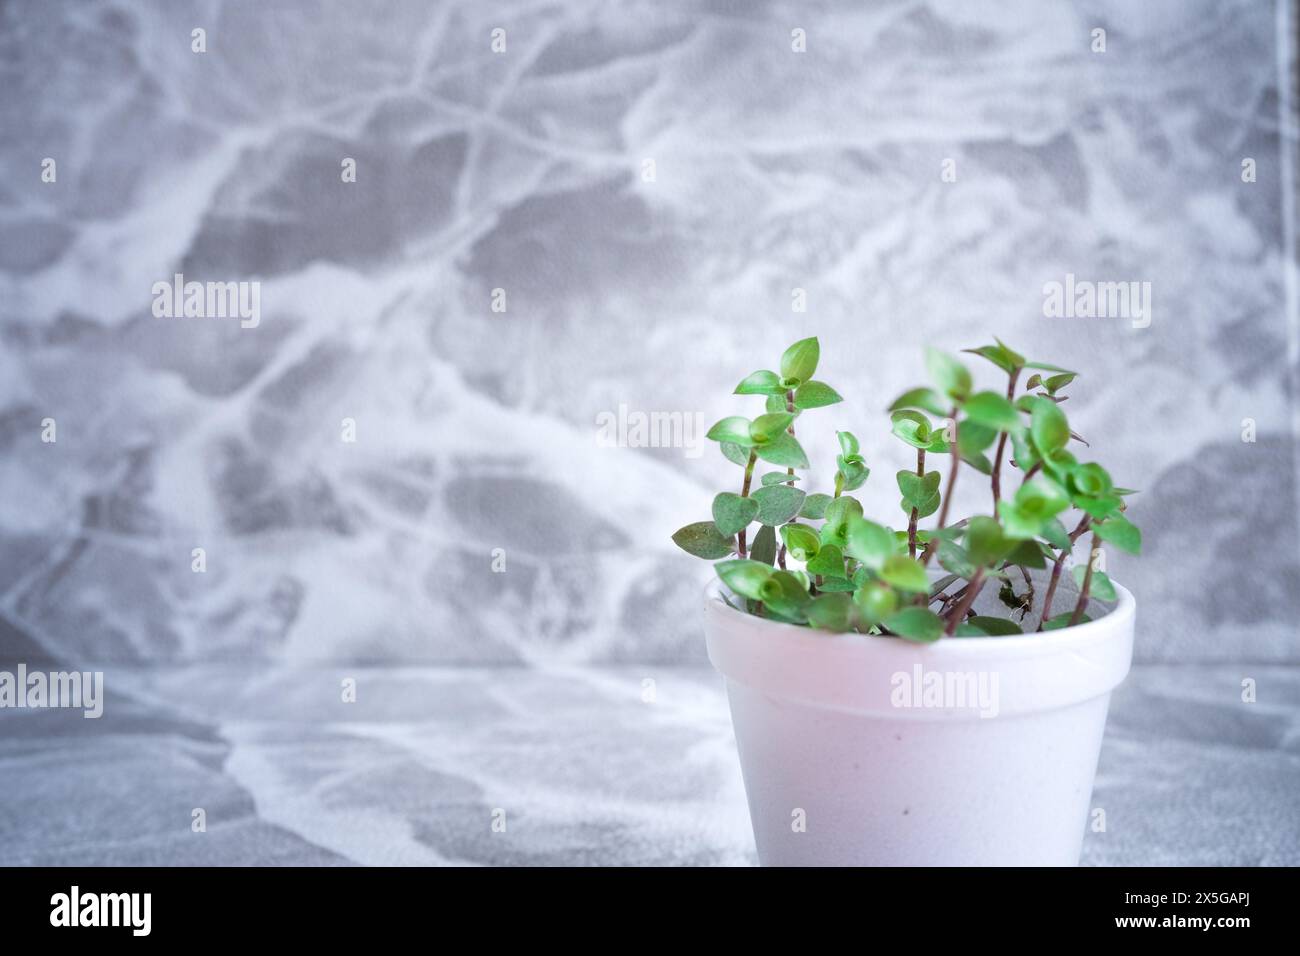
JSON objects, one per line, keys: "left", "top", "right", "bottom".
{"left": 673, "top": 337, "right": 1140, "bottom": 866}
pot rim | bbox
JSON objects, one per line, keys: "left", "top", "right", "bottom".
{"left": 704, "top": 576, "right": 1134, "bottom": 657}
{"left": 704, "top": 578, "right": 1136, "bottom": 715}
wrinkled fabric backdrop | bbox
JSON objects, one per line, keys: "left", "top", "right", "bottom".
{"left": 1, "top": 0, "right": 1297, "bottom": 665}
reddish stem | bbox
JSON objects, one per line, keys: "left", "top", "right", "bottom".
{"left": 944, "top": 569, "right": 986, "bottom": 635}
{"left": 907, "top": 448, "right": 925, "bottom": 559}
{"left": 1037, "top": 516, "right": 1091, "bottom": 630}
{"left": 736, "top": 450, "right": 757, "bottom": 558}
{"left": 922, "top": 409, "right": 960, "bottom": 567}
{"left": 989, "top": 370, "right": 1019, "bottom": 507}
{"left": 1068, "top": 532, "right": 1101, "bottom": 626}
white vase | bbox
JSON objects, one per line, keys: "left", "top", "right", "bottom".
{"left": 704, "top": 580, "right": 1136, "bottom": 866}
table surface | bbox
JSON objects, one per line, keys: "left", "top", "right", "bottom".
{"left": 2, "top": 663, "right": 1296, "bottom": 866}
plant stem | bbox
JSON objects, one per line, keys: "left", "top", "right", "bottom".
{"left": 935, "top": 410, "right": 960, "bottom": 530}
{"left": 933, "top": 583, "right": 968, "bottom": 613}
{"left": 1018, "top": 564, "right": 1035, "bottom": 619}
{"left": 989, "top": 370, "right": 1019, "bottom": 507}
{"left": 922, "top": 409, "right": 960, "bottom": 567}
{"left": 775, "top": 389, "right": 796, "bottom": 568}
{"left": 919, "top": 516, "right": 969, "bottom": 567}
{"left": 833, "top": 472, "right": 843, "bottom": 498}
{"left": 1019, "top": 461, "right": 1042, "bottom": 485}
{"left": 1068, "top": 532, "right": 1100, "bottom": 626}
{"left": 1037, "top": 516, "right": 1091, "bottom": 630}
{"left": 737, "top": 450, "right": 757, "bottom": 558}
{"left": 944, "top": 568, "right": 986, "bottom": 635}
{"left": 785, "top": 389, "right": 796, "bottom": 486}
{"left": 907, "top": 448, "right": 924, "bottom": 559}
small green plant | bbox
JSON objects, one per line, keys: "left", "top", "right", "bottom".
{"left": 672, "top": 337, "right": 1140, "bottom": 640}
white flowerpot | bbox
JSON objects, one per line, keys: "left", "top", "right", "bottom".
{"left": 705, "top": 579, "right": 1135, "bottom": 866}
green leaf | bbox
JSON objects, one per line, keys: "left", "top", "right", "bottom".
{"left": 926, "top": 348, "right": 972, "bottom": 401}
{"left": 760, "top": 471, "right": 800, "bottom": 487}
{"left": 845, "top": 517, "right": 894, "bottom": 571}
{"left": 854, "top": 582, "right": 900, "bottom": 625}
{"left": 805, "top": 543, "right": 844, "bottom": 577}
{"left": 806, "top": 593, "right": 855, "bottom": 632}
{"left": 821, "top": 521, "right": 849, "bottom": 550}
{"left": 897, "top": 469, "right": 941, "bottom": 518}
{"left": 763, "top": 604, "right": 808, "bottom": 624}
{"left": 891, "top": 410, "right": 934, "bottom": 450}
{"left": 837, "top": 457, "right": 870, "bottom": 492}
{"left": 960, "top": 450, "right": 993, "bottom": 475}
{"left": 962, "top": 341, "right": 1025, "bottom": 375}
{"left": 800, "top": 492, "right": 832, "bottom": 519}
{"left": 1000, "top": 475, "right": 1071, "bottom": 539}
{"left": 706, "top": 416, "right": 753, "bottom": 446}
{"left": 751, "top": 484, "right": 806, "bottom": 526}
{"left": 720, "top": 441, "right": 751, "bottom": 467}
{"left": 714, "top": 558, "right": 772, "bottom": 600}
{"left": 754, "top": 432, "right": 809, "bottom": 468}
{"left": 793, "top": 381, "right": 843, "bottom": 409}
{"left": 672, "top": 521, "right": 734, "bottom": 559}
{"left": 780, "top": 523, "right": 821, "bottom": 561}
{"left": 750, "top": 524, "right": 777, "bottom": 566}
{"left": 1040, "top": 447, "right": 1078, "bottom": 484}
{"left": 889, "top": 387, "right": 950, "bottom": 417}
{"left": 779, "top": 337, "right": 820, "bottom": 386}
{"left": 1018, "top": 474, "right": 1071, "bottom": 513}
{"left": 883, "top": 607, "right": 945, "bottom": 642}
{"left": 711, "top": 493, "right": 759, "bottom": 537}
{"left": 1043, "top": 610, "right": 1090, "bottom": 630}
{"left": 958, "top": 615, "right": 1024, "bottom": 636}
{"left": 1076, "top": 494, "right": 1122, "bottom": 520}
{"left": 817, "top": 576, "right": 856, "bottom": 592}
{"left": 965, "top": 516, "right": 1012, "bottom": 567}
{"left": 759, "top": 570, "right": 812, "bottom": 616}
{"left": 961, "top": 391, "right": 1021, "bottom": 432}
{"left": 765, "top": 394, "right": 787, "bottom": 414}
{"left": 1043, "top": 372, "right": 1076, "bottom": 394}
{"left": 1039, "top": 516, "right": 1071, "bottom": 551}
{"left": 1009, "top": 429, "right": 1039, "bottom": 473}
{"left": 837, "top": 430, "right": 860, "bottom": 457}
{"left": 1028, "top": 397, "right": 1069, "bottom": 454}
{"left": 749, "top": 412, "right": 795, "bottom": 445}
{"left": 734, "top": 369, "right": 785, "bottom": 396}
{"left": 957, "top": 420, "right": 998, "bottom": 455}
{"left": 1093, "top": 514, "right": 1141, "bottom": 555}
{"left": 937, "top": 539, "right": 977, "bottom": 578}
{"left": 880, "top": 554, "right": 929, "bottom": 593}
{"left": 1024, "top": 360, "right": 1075, "bottom": 374}
{"left": 1004, "top": 539, "right": 1048, "bottom": 569}
{"left": 1069, "top": 462, "right": 1113, "bottom": 498}
{"left": 1072, "top": 565, "right": 1118, "bottom": 601}
{"left": 823, "top": 495, "right": 863, "bottom": 529}
{"left": 996, "top": 502, "right": 1034, "bottom": 540}
{"left": 820, "top": 498, "right": 863, "bottom": 550}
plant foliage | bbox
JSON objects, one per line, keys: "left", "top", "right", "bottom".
{"left": 672, "top": 337, "right": 1140, "bottom": 639}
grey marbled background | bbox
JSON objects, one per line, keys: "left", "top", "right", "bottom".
{"left": 1, "top": 0, "right": 1298, "bottom": 666}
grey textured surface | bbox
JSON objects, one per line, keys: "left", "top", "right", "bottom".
{"left": 1, "top": 0, "right": 1298, "bottom": 666}
{"left": 0, "top": 664, "right": 1295, "bottom": 866}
